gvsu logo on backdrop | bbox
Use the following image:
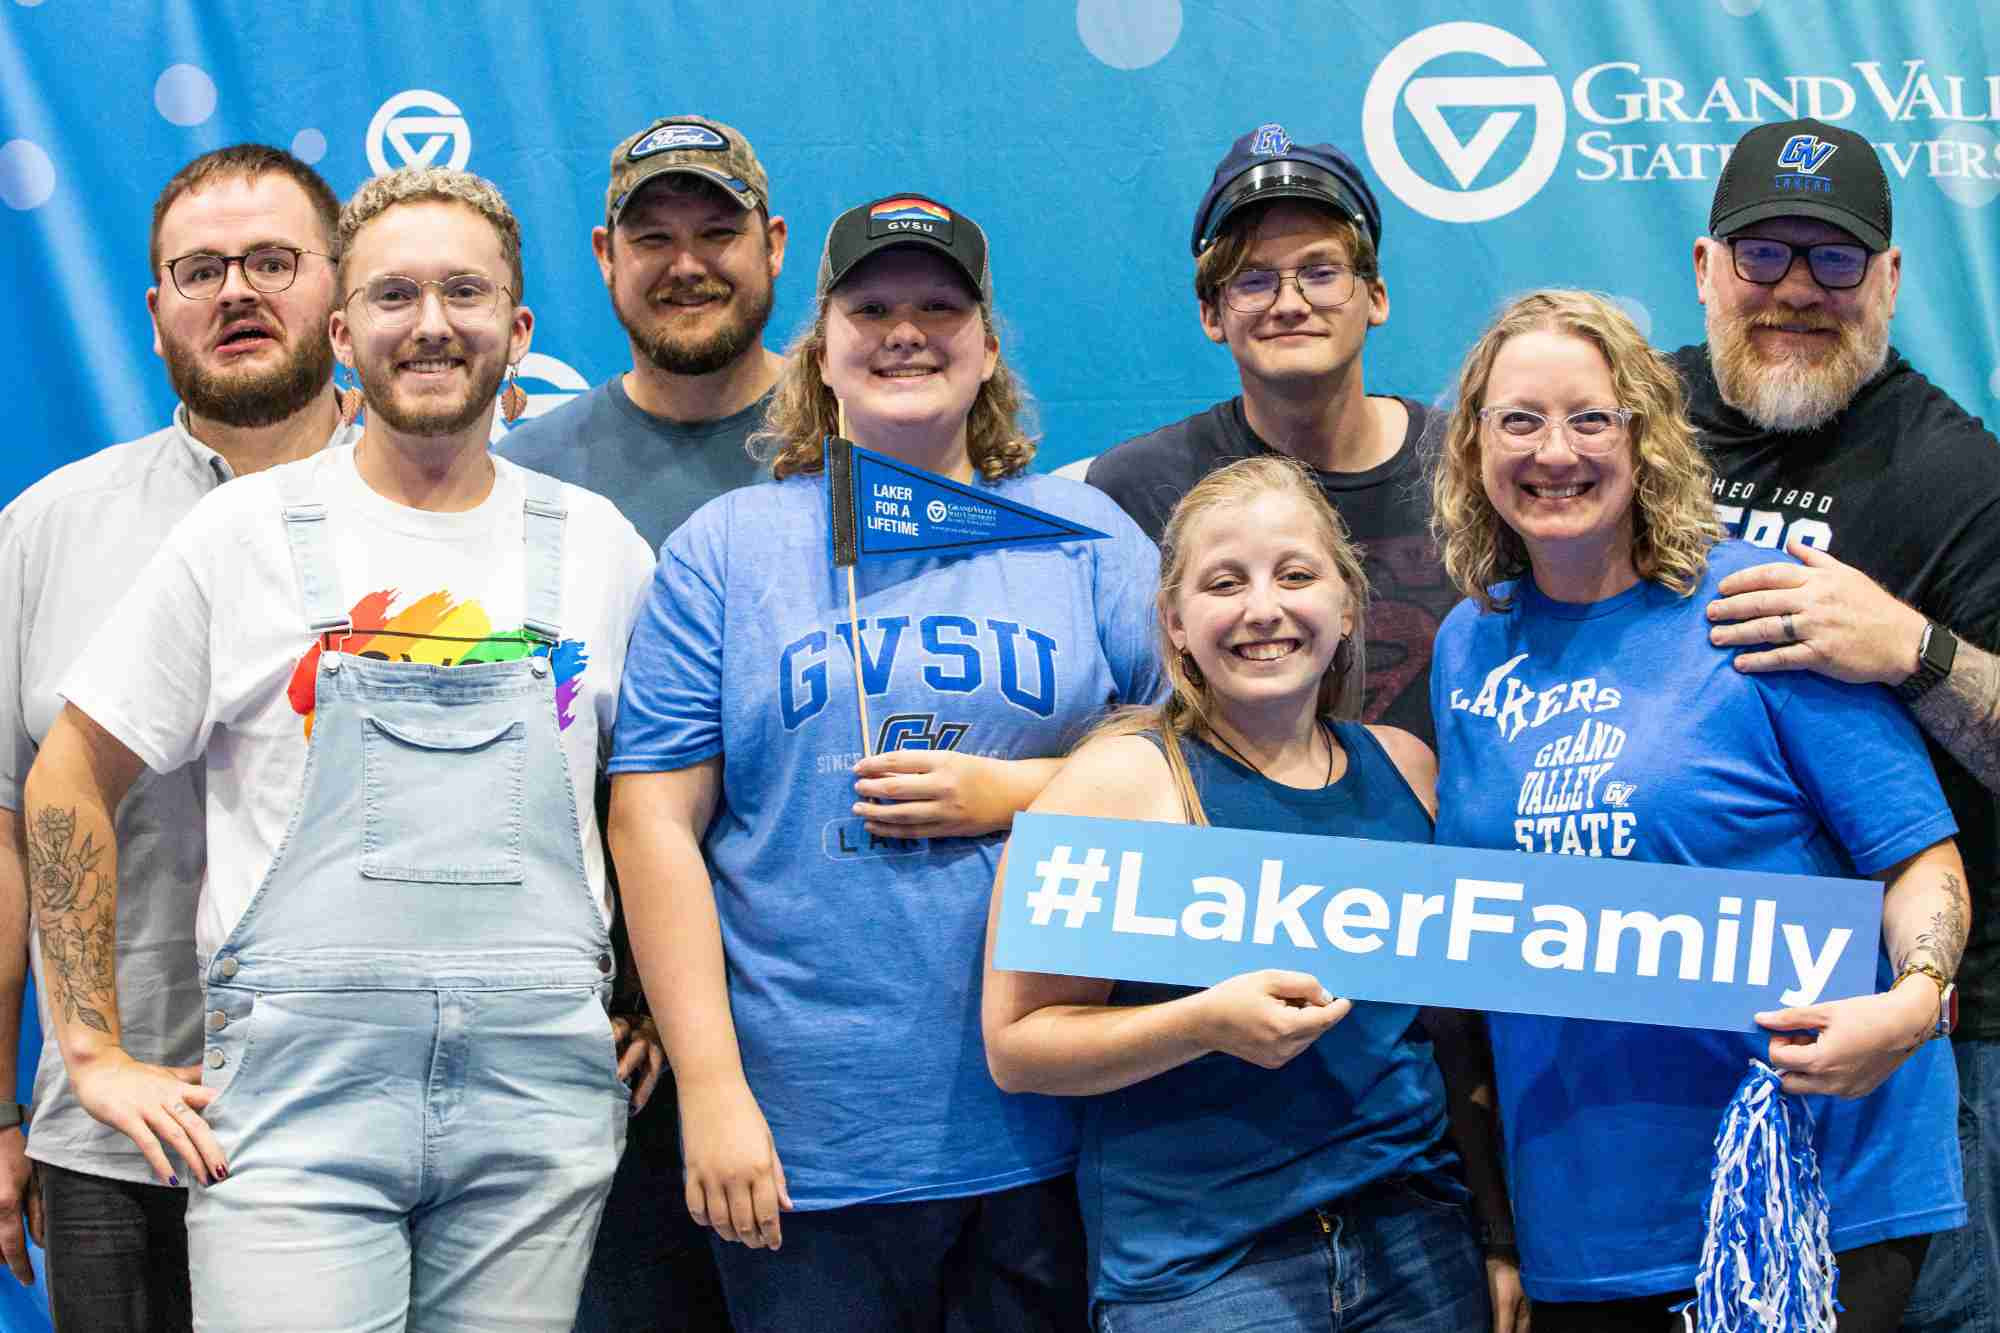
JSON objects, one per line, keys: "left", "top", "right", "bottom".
{"left": 488, "top": 352, "right": 589, "bottom": 444}
{"left": 1362, "top": 23, "right": 1566, "bottom": 223}
{"left": 366, "top": 90, "right": 472, "bottom": 174}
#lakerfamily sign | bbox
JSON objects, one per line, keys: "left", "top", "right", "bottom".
{"left": 994, "top": 814, "right": 1883, "bottom": 1032}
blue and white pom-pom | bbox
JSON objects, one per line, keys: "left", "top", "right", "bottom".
{"left": 1681, "top": 1060, "right": 1839, "bottom": 1331}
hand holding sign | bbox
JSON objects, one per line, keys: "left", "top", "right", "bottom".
{"left": 1194, "top": 970, "right": 1352, "bottom": 1070}
{"left": 1757, "top": 980, "right": 1940, "bottom": 1098}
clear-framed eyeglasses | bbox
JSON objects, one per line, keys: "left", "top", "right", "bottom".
{"left": 345, "top": 273, "right": 512, "bottom": 325}
{"left": 163, "top": 246, "right": 333, "bottom": 300}
{"left": 1478, "top": 406, "right": 1635, "bottom": 455}
{"left": 1220, "top": 263, "right": 1364, "bottom": 314}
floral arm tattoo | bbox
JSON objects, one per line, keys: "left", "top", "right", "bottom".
{"left": 1897, "top": 870, "right": 1970, "bottom": 980}
{"left": 1914, "top": 639, "right": 2000, "bottom": 794}
{"left": 25, "top": 804, "right": 117, "bottom": 1036}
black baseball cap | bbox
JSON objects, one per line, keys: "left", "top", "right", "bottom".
{"left": 817, "top": 194, "right": 991, "bottom": 302}
{"left": 1191, "top": 123, "right": 1383, "bottom": 258}
{"left": 1711, "top": 117, "right": 1892, "bottom": 252}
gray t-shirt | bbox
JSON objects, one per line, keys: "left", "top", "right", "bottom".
{"left": 495, "top": 376, "right": 771, "bottom": 553}
{"left": 1, "top": 408, "right": 354, "bottom": 1184}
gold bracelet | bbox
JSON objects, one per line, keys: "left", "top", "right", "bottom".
{"left": 1894, "top": 961, "right": 1952, "bottom": 1001}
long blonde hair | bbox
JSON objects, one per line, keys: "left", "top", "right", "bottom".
{"left": 752, "top": 296, "right": 1035, "bottom": 482}
{"left": 1087, "top": 455, "right": 1370, "bottom": 825}
{"left": 1431, "top": 289, "right": 1720, "bottom": 612}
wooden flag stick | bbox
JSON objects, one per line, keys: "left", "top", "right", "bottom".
{"left": 837, "top": 403, "right": 874, "bottom": 758}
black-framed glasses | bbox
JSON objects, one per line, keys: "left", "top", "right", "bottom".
{"left": 1479, "top": 406, "right": 1635, "bottom": 455}
{"left": 163, "top": 246, "right": 333, "bottom": 300}
{"left": 343, "top": 274, "right": 512, "bottom": 325}
{"left": 1727, "top": 236, "right": 1873, "bottom": 290}
{"left": 1221, "top": 263, "right": 1364, "bottom": 314}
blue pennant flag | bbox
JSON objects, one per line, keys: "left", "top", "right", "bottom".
{"left": 826, "top": 437, "right": 1110, "bottom": 565}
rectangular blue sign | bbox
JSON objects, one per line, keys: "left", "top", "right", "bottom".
{"left": 993, "top": 813, "right": 1885, "bottom": 1033}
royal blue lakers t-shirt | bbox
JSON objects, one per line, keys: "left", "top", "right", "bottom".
{"left": 1431, "top": 539, "right": 1963, "bottom": 1301}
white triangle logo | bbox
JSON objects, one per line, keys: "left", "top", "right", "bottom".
{"left": 1403, "top": 77, "right": 1548, "bottom": 189}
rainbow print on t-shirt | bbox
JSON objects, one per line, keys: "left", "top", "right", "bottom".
{"left": 287, "top": 588, "right": 588, "bottom": 737}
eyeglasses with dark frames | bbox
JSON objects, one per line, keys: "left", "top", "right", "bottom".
{"left": 162, "top": 247, "right": 333, "bottom": 300}
{"left": 1726, "top": 236, "right": 1873, "bottom": 291}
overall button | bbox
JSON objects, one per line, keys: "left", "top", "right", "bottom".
{"left": 596, "top": 954, "right": 613, "bottom": 975}
{"left": 217, "top": 957, "right": 240, "bottom": 979}
{"left": 206, "top": 1049, "right": 226, "bottom": 1070}
{"left": 207, "top": 1010, "right": 228, "bottom": 1032}
{"left": 530, "top": 657, "right": 550, "bottom": 678}
{"left": 321, "top": 655, "right": 340, "bottom": 674}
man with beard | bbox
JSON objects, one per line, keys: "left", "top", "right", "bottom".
{"left": 1686, "top": 117, "right": 2000, "bottom": 1332}
{"left": 22, "top": 166, "right": 656, "bottom": 1332}
{"left": 0, "top": 143, "right": 351, "bottom": 1331}
{"left": 496, "top": 115, "right": 785, "bottom": 1333}
{"left": 497, "top": 115, "right": 783, "bottom": 551}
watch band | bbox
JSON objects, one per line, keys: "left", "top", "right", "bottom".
{"left": 1895, "top": 622, "right": 1958, "bottom": 703}
{"left": 0, "top": 1102, "right": 23, "bottom": 1131}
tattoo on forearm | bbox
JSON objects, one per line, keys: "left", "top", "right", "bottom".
{"left": 24, "top": 806, "right": 116, "bottom": 1035}
{"left": 1915, "top": 639, "right": 2000, "bottom": 792}
{"left": 1898, "top": 871, "right": 1970, "bottom": 979}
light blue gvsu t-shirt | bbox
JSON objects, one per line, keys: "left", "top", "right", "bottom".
{"left": 611, "top": 468, "right": 1165, "bottom": 1209}
{"left": 1430, "top": 539, "right": 1963, "bottom": 1303}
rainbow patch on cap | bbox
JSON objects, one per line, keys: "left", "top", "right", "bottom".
{"left": 871, "top": 198, "right": 951, "bottom": 225}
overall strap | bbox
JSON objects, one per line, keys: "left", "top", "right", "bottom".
{"left": 519, "top": 468, "right": 567, "bottom": 643}
{"left": 273, "top": 464, "right": 351, "bottom": 635}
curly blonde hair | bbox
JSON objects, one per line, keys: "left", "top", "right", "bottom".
{"left": 338, "top": 167, "right": 524, "bottom": 302}
{"left": 1085, "top": 455, "right": 1370, "bottom": 826}
{"left": 753, "top": 284, "right": 1035, "bottom": 482}
{"left": 1431, "top": 289, "right": 1720, "bottom": 612}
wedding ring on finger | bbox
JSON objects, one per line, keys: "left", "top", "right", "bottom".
{"left": 1782, "top": 613, "right": 1798, "bottom": 644}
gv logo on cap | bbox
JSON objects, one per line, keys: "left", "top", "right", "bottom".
{"left": 1775, "top": 134, "right": 1838, "bottom": 175}
{"left": 1251, "top": 124, "right": 1293, "bottom": 156}
{"left": 366, "top": 89, "right": 472, "bottom": 175}
{"left": 1362, "top": 22, "right": 1565, "bottom": 224}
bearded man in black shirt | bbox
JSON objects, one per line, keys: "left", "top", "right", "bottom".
{"left": 1085, "top": 124, "right": 1454, "bottom": 748}
{"left": 1688, "top": 116, "right": 2000, "bottom": 1332}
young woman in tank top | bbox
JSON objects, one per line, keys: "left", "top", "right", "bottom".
{"left": 983, "top": 455, "right": 1520, "bottom": 1332}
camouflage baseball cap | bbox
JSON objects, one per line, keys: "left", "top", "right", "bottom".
{"left": 605, "top": 115, "right": 769, "bottom": 225}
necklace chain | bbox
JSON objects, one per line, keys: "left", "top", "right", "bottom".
{"left": 1208, "top": 720, "right": 1337, "bottom": 788}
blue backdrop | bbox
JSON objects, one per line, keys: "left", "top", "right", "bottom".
{"left": 2, "top": 0, "right": 1997, "bottom": 1322}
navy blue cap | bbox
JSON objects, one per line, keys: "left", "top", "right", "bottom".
{"left": 1191, "top": 123, "right": 1382, "bottom": 258}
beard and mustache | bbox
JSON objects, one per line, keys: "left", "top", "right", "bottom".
{"left": 614, "top": 274, "right": 774, "bottom": 377}
{"left": 354, "top": 348, "right": 509, "bottom": 437}
{"left": 1707, "top": 295, "right": 1891, "bottom": 434}
{"left": 161, "top": 321, "right": 335, "bottom": 429}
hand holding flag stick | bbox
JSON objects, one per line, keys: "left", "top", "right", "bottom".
{"left": 831, "top": 404, "right": 875, "bottom": 758}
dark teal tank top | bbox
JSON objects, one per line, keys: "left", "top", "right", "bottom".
{"left": 1078, "top": 720, "right": 1461, "bottom": 1307}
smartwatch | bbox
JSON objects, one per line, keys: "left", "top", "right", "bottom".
{"left": 1895, "top": 621, "right": 1959, "bottom": 703}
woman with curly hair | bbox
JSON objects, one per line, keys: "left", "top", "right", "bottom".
{"left": 604, "top": 194, "right": 1162, "bottom": 1331}
{"left": 1428, "top": 289, "right": 1967, "bottom": 1330}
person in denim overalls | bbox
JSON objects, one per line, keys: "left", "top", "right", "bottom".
{"left": 25, "top": 166, "right": 657, "bottom": 1331}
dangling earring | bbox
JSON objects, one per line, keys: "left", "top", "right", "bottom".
{"left": 334, "top": 365, "right": 365, "bottom": 427}
{"left": 500, "top": 362, "right": 527, "bottom": 425}
{"left": 1333, "top": 634, "right": 1355, "bottom": 675}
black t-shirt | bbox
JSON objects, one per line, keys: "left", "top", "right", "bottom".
{"left": 1085, "top": 396, "right": 1454, "bottom": 748}
{"left": 1675, "top": 343, "right": 2000, "bottom": 1039}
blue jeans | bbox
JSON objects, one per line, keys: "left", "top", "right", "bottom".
{"left": 1905, "top": 1035, "right": 2000, "bottom": 1332}
{"left": 709, "top": 1175, "right": 1086, "bottom": 1332}
{"left": 1094, "top": 1178, "right": 1488, "bottom": 1333}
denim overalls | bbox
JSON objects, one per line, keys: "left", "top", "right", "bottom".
{"left": 185, "top": 466, "right": 626, "bottom": 1332}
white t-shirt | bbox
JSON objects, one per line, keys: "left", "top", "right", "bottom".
{"left": 62, "top": 444, "right": 655, "bottom": 957}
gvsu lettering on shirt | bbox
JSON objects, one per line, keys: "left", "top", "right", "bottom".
{"left": 994, "top": 814, "right": 1883, "bottom": 1032}
{"left": 779, "top": 614, "right": 1059, "bottom": 726}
